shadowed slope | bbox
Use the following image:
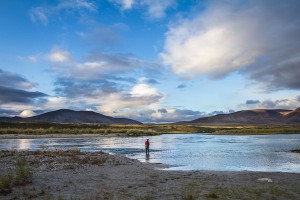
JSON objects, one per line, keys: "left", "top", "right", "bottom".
{"left": 185, "top": 108, "right": 300, "bottom": 125}
{"left": 0, "top": 109, "right": 142, "bottom": 124}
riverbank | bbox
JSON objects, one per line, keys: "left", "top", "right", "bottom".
{"left": 0, "top": 133, "right": 121, "bottom": 139}
{"left": 1, "top": 150, "right": 299, "bottom": 200}
{"left": 1, "top": 122, "right": 300, "bottom": 136}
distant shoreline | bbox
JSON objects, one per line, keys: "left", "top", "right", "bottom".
{"left": 0, "top": 133, "right": 122, "bottom": 139}
{"left": 1, "top": 122, "right": 300, "bottom": 138}
{"left": 1, "top": 131, "right": 300, "bottom": 139}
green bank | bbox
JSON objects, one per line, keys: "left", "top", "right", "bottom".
{"left": 0, "top": 122, "right": 300, "bottom": 136}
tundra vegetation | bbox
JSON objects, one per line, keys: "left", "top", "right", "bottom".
{"left": 0, "top": 122, "right": 299, "bottom": 135}
{"left": 0, "top": 155, "right": 33, "bottom": 194}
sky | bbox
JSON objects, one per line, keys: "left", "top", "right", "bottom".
{"left": 0, "top": 0, "right": 300, "bottom": 123}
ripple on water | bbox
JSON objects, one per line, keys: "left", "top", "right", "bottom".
{"left": 0, "top": 134, "right": 300, "bottom": 173}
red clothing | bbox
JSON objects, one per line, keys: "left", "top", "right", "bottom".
{"left": 145, "top": 140, "right": 150, "bottom": 147}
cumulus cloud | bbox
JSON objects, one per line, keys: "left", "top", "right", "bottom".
{"left": 0, "top": 69, "right": 48, "bottom": 117}
{"left": 0, "top": 69, "right": 35, "bottom": 90}
{"left": 48, "top": 48, "right": 71, "bottom": 63}
{"left": 54, "top": 77, "right": 121, "bottom": 98}
{"left": 120, "top": 108, "right": 235, "bottom": 123}
{"left": 85, "top": 53, "right": 142, "bottom": 72}
{"left": 49, "top": 51, "right": 165, "bottom": 117}
{"left": 88, "top": 83, "right": 164, "bottom": 115}
{"left": 241, "top": 96, "right": 300, "bottom": 110}
{"left": 52, "top": 64, "right": 165, "bottom": 117}
{"left": 246, "top": 100, "right": 260, "bottom": 105}
{"left": 30, "top": 0, "right": 97, "bottom": 25}
{"left": 0, "top": 109, "right": 19, "bottom": 117}
{"left": 161, "top": 0, "right": 300, "bottom": 90}
{"left": 53, "top": 81, "right": 165, "bottom": 117}
{"left": 106, "top": 106, "right": 237, "bottom": 123}
{"left": 0, "top": 86, "right": 47, "bottom": 105}
{"left": 51, "top": 51, "right": 159, "bottom": 82}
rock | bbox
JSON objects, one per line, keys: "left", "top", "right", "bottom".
{"left": 257, "top": 178, "right": 273, "bottom": 183}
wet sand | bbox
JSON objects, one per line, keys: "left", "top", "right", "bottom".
{"left": 0, "top": 150, "right": 300, "bottom": 200}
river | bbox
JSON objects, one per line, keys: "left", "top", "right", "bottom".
{"left": 1, "top": 134, "right": 299, "bottom": 173}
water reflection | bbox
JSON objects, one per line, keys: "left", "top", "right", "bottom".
{"left": 0, "top": 134, "right": 299, "bottom": 173}
{"left": 18, "top": 139, "right": 32, "bottom": 150}
{"left": 145, "top": 154, "right": 150, "bottom": 162}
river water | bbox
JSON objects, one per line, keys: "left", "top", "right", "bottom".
{"left": 1, "top": 134, "right": 300, "bottom": 173}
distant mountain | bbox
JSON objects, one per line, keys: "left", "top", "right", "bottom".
{"left": 0, "top": 109, "right": 142, "bottom": 124}
{"left": 181, "top": 107, "right": 300, "bottom": 125}
{"left": 285, "top": 107, "right": 300, "bottom": 123}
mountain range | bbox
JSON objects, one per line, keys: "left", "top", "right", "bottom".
{"left": 0, "top": 109, "right": 142, "bottom": 124}
{"left": 182, "top": 107, "right": 300, "bottom": 125}
{"left": 0, "top": 107, "right": 300, "bottom": 125}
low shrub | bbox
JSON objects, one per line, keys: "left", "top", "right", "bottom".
{"left": 0, "top": 169, "right": 14, "bottom": 194}
{"left": 206, "top": 191, "right": 219, "bottom": 198}
{"left": 15, "top": 157, "right": 33, "bottom": 185}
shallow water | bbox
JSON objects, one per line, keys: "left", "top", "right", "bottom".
{"left": 1, "top": 134, "right": 300, "bottom": 173}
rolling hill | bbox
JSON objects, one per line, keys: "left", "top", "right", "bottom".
{"left": 0, "top": 109, "right": 142, "bottom": 124}
{"left": 182, "top": 107, "right": 300, "bottom": 125}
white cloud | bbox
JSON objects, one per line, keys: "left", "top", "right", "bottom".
{"left": 140, "top": 0, "right": 175, "bottom": 19}
{"left": 110, "top": 0, "right": 175, "bottom": 19}
{"left": 111, "top": 107, "right": 205, "bottom": 123}
{"left": 97, "top": 83, "right": 164, "bottom": 115}
{"left": 241, "top": 96, "right": 300, "bottom": 110}
{"left": 18, "top": 55, "right": 39, "bottom": 63}
{"left": 30, "top": 0, "right": 97, "bottom": 25}
{"left": 161, "top": 0, "right": 300, "bottom": 84}
{"left": 57, "top": 0, "right": 97, "bottom": 11}
{"left": 130, "top": 83, "right": 160, "bottom": 97}
{"left": 30, "top": 7, "right": 49, "bottom": 25}
{"left": 110, "top": 0, "right": 134, "bottom": 10}
{"left": 48, "top": 48, "right": 71, "bottom": 63}
{"left": 43, "top": 97, "right": 70, "bottom": 110}
{"left": 0, "top": 69, "right": 36, "bottom": 90}
{"left": 52, "top": 52, "right": 147, "bottom": 80}
{"left": 28, "top": 56, "right": 38, "bottom": 63}
{"left": 19, "top": 110, "right": 36, "bottom": 117}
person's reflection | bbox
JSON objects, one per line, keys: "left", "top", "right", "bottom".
{"left": 146, "top": 154, "right": 150, "bottom": 162}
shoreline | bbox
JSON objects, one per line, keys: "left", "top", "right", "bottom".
{"left": 0, "top": 133, "right": 121, "bottom": 139}
{"left": 1, "top": 150, "right": 300, "bottom": 199}
{"left": 1, "top": 132, "right": 300, "bottom": 139}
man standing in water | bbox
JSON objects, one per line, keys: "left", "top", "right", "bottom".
{"left": 145, "top": 139, "right": 150, "bottom": 155}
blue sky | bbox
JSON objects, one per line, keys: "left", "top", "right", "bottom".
{"left": 0, "top": 0, "right": 300, "bottom": 122}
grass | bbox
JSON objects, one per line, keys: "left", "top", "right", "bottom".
{"left": 0, "top": 156, "right": 33, "bottom": 194}
{"left": 206, "top": 191, "right": 219, "bottom": 198}
{"left": 0, "top": 169, "right": 14, "bottom": 194}
{"left": 15, "top": 157, "right": 33, "bottom": 185}
{"left": 0, "top": 122, "right": 213, "bottom": 135}
{"left": 0, "top": 121, "right": 299, "bottom": 135}
{"left": 210, "top": 125, "right": 300, "bottom": 134}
